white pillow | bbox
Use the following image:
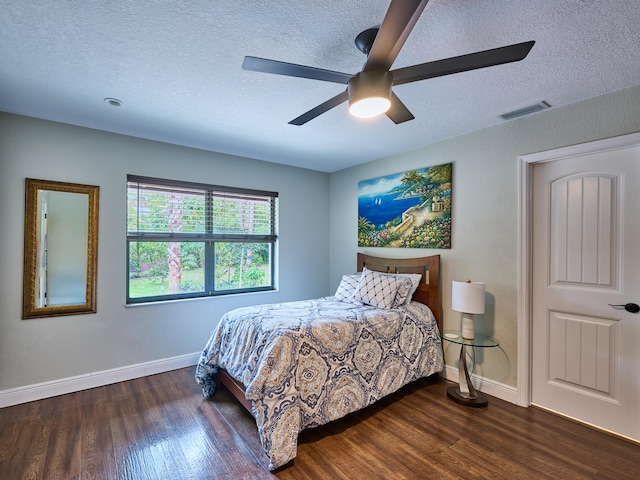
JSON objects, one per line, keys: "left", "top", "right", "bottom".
{"left": 394, "top": 273, "right": 422, "bottom": 305}
{"left": 361, "top": 271, "right": 422, "bottom": 306}
{"left": 354, "top": 267, "right": 400, "bottom": 309}
{"left": 334, "top": 274, "right": 362, "bottom": 303}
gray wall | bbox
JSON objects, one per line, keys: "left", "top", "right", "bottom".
{"left": 329, "top": 85, "right": 640, "bottom": 388}
{"left": 0, "top": 113, "right": 330, "bottom": 391}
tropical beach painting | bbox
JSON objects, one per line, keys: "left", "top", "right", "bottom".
{"left": 358, "top": 163, "right": 452, "bottom": 248}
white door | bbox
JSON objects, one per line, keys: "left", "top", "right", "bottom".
{"left": 531, "top": 141, "right": 640, "bottom": 441}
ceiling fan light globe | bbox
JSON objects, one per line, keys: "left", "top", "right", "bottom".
{"left": 349, "top": 97, "right": 391, "bottom": 118}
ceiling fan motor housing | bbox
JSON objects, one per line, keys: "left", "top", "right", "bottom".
{"left": 348, "top": 71, "right": 393, "bottom": 103}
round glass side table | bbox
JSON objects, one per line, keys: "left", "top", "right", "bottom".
{"left": 441, "top": 331, "right": 500, "bottom": 407}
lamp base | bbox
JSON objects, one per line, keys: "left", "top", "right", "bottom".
{"left": 447, "top": 385, "right": 488, "bottom": 407}
{"left": 461, "top": 313, "right": 475, "bottom": 339}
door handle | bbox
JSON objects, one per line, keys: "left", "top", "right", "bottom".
{"left": 608, "top": 303, "right": 640, "bottom": 313}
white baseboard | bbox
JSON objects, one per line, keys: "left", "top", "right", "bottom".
{"left": 442, "top": 364, "right": 518, "bottom": 405}
{"left": 0, "top": 352, "right": 201, "bottom": 409}
{"left": 1, "top": 354, "right": 518, "bottom": 410}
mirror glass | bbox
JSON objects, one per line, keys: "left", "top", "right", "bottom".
{"left": 23, "top": 179, "right": 99, "bottom": 319}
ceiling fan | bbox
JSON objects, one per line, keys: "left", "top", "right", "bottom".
{"left": 242, "top": 0, "right": 535, "bottom": 126}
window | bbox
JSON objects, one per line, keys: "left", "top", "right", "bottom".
{"left": 126, "top": 175, "right": 278, "bottom": 303}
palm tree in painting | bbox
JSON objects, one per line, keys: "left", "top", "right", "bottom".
{"left": 400, "top": 170, "right": 425, "bottom": 190}
{"left": 358, "top": 216, "right": 377, "bottom": 246}
{"left": 358, "top": 216, "right": 375, "bottom": 233}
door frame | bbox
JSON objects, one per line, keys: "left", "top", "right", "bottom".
{"left": 516, "top": 131, "right": 640, "bottom": 407}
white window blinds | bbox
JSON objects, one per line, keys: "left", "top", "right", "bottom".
{"left": 127, "top": 176, "right": 278, "bottom": 242}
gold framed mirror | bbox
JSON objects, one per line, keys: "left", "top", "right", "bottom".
{"left": 23, "top": 178, "right": 99, "bottom": 319}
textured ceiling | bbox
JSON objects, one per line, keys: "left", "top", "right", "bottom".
{"left": 1, "top": 0, "right": 639, "bottom": 172}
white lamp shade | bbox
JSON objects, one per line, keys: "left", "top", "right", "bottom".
{"left": 452, "top": 280, "right": 485, "bottom": 314}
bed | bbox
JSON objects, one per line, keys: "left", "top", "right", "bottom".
{"left": 195, "top": 253, "right": 443, "bottom": 470}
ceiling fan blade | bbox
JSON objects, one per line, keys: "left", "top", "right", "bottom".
{"left": 386, "top": 92, "right": 415, "bottom": 124}
{"left": 364, "top": 0, "right": 430, "bottom": 72}
{"left": 391, "top": 41, "right": 535, "bottom": 86}
{"left": 243, "top": 56, "right": 352, "bottom": 84}
{"left": 289, "top": 90, "right": 349, "bottom": 126}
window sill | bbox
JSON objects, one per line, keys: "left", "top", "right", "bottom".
{"left": 124, "top": 288, "right": 280, "bottom": 308}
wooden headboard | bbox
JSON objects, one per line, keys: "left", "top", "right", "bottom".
{"left": 357, "top": 253, "right": 442, "bottom": 332}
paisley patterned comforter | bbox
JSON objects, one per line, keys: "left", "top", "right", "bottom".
{"left": 195, "top": 296, "right": 443, "bottom": 470}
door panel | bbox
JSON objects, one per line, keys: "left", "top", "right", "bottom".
{"left": 549, "top": 173, "right": 617, "bottom": 287}
{"left": 532, "top": 143, "right": 639, "bottom": 441}
{"left": 548, "top": 311, "right": 618, "bottom": 398}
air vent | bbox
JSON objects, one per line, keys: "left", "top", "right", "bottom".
{"left": 499, "top": 101, "right": 550, "bottom": 120}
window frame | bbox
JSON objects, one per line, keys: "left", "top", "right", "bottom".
{"left": 126, "top": 175, "right": 278, "bottom": 304}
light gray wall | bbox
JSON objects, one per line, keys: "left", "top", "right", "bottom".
{"left": 329, "top": 85, "right": 640, "bottom": 388}
{"left": 0, "top": 113, "right": 330, "bottom": 391}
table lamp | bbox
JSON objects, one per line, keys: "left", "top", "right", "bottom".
{"left": 452, "top": 280, "right": 485, "bottom": 339}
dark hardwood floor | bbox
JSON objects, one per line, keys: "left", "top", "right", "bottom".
{"left": 1, "top": 367, "right": 638, "bottom": 479}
